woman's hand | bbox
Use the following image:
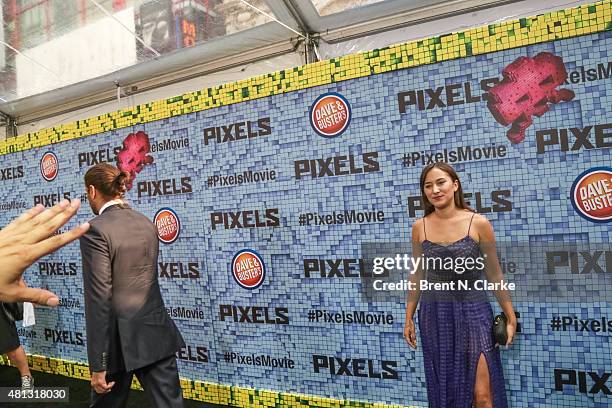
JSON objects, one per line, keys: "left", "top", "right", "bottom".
{"left": 505, "top": 319, "right": 517, "bottom": 348}
{"left": 404, "top": 318, "right": 417, "bottom": 349}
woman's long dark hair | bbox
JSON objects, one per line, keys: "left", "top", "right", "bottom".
{"left": 419, "top": 163, "right": 473, "bottom": 216}
{"left": 84, "top": 163, "right": 129, "bottom": 199}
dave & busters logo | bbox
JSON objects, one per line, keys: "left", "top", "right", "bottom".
{"left": 232, "top": 249, "right": 265, "bottom": 289}
{"left": 309, "top": 92, "right": 351, "bottom": 138}
{"left": 40, "top": 152, "right": 58, "bottom": 181}
{"left": 570, "top": 167, "right": 612, "bottom": 223}
{"left": 154, "top": 208, "right": 180, "bottom": 243}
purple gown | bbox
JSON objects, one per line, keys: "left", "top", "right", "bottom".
{"left": 418, "top": 219, "right": 508, "bottom": 407}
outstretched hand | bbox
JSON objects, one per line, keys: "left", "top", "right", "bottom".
{"left": 0, "top": 199, "right": 89, "bottom": 306}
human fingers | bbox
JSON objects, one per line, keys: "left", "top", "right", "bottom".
{"left": 407, "top": 337, "right": 417, "bottom": 349}
{"left": 23, "top": 199, "right": 84, "bottom": 244}
{"left": 92, "top": 378, "right": 112, "bottom": 394}
{"left": 0, "top": 205, "right": 45, "bottom": 238}
{"left": 2, "top": 285, "right": 59, "bottom": 306}
{"left": 409, "top": 329, "right": 417, "bottom": 349}
{"left": 404, "top": 326, "right": 417, "bottom": 349}
{"left": 92, "top": 383, "right": 105, "bottom": 394}
{"left": 99, "top": 380, "right": 114, "bottom": 393}
{"left": 403, "top": 331, "right": 411, "bottom": 345}
{"left": 403, "top": 323, "right": 412, "bottom": 340}
{"left": 18, "top": 200, "right": 72, "bottom": 238}
{"left": 505, "top": 331, "right": 515, "bottom": 348}
{"left": 29, "top": 222, "right": 90, "bottom": 260}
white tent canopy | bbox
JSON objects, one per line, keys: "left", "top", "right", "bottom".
{"left": 0, "top": 0, "right": 591, "bottom": 136}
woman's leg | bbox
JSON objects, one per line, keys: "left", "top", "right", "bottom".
{"left": 473, "top": 353, "right": 493, "bottom": 408}
{"left": 6, "top": 345, "right": 32, "bottom": 377}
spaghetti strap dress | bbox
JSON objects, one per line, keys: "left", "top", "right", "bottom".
{"left": 417, "top": 214, "right": 508, "bottom": 407}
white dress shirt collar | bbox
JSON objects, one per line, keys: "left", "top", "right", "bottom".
{"left": 99, "top": 199, "right": 124, "bottom": 215}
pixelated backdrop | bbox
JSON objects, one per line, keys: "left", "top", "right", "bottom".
{"left": 0, "top": 1, "right": 610, "bottom": 407}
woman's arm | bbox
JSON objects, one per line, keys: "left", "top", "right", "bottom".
{"left": 404, "top": 219, "right": 424, "bottom": 349}
{"left": 476, "top": 215, "right": 517, "bottom": 346}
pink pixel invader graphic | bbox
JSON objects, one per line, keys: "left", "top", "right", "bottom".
{"left": 116, "top": 131, "right": 154, "bottom": 190}
{"left": 486, "top": 52, "right": 575, "bottom": 143}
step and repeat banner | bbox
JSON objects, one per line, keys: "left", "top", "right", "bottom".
{"left": 0, "top": 2, "right": 610, "bottom": 407}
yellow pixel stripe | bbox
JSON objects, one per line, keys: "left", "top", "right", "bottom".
{"left": 0, "top": 355, "right": 419, "bottom": 407}
{"left": 0, "top": 1, "right": 608, "bottom": 156}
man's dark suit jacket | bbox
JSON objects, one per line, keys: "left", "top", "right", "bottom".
{"left": 80, "top": 204, "right": 184, "bottom": 373}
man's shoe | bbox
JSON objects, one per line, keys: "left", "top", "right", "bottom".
{"left": 20, "top": 375, "right": 34, "bottom": 391}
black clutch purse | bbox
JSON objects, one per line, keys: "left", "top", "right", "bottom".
{"left": 492, "top": 312, "right": 508, "bottom": 345}
{"left": 1, "top": 302, "right": 24, "bottom": 323}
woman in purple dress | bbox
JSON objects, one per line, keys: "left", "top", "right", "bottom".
{"left": 404, "top": 163, "right": 516, "bottom": 408}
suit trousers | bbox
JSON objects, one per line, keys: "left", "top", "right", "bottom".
{"left": 90, "top": 355, "right": 184, "bottom": 408}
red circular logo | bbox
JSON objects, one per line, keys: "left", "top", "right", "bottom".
{"left": 154, "top": 208, "right": 180, "bottom": 243}
{"left": 309, "top": 93, "right": 351, "bottom": 138}
{"left": 232, "top": 250, "right": 265, "bottom": 290}
{"left": 571, "top": 167, "right": 612, "bottom": 223}
{"left": 40, "top": 152, "right": 58, "bottom": 181}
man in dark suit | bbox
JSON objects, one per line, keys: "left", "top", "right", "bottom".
{"left": 80, "top": 163, "right": 185, "bottom": 407}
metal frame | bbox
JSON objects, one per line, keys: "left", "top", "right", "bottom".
{"left": 0, "top": 111, "right": 17, "bottom": 137}
{"left": 313, "top": 0, "right": 524, "bottom": 43}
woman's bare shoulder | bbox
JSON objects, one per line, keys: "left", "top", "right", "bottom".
{"left": 412, "top": 217, "right": 424, "bottom": 240}
{"left": 412, "top": 217, "right": 425, "bottom": 229}
{"left": 469, "top": 212, "right": 495, "bottom": 241}
{"left": 470, "top": 212, "right": 491, "bottom": 227}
